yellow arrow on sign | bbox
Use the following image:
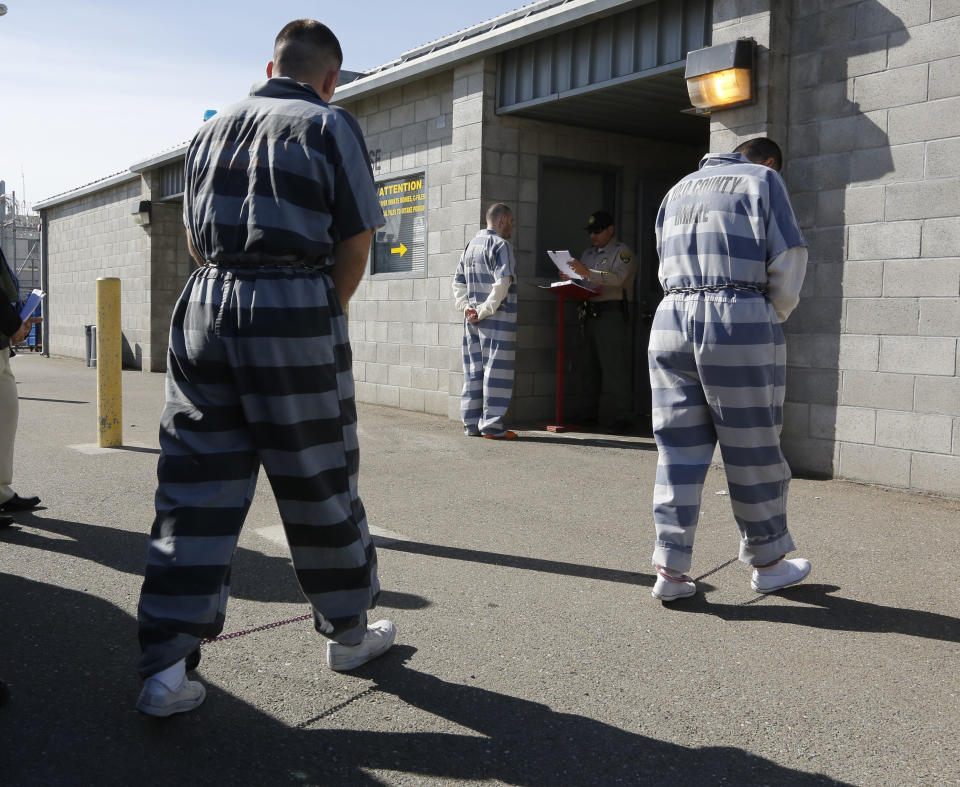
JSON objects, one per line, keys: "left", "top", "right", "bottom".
{"left": 390, "top": 243, "right": 408, "bottom": 256}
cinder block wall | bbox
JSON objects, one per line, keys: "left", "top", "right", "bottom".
{"left": 43, "top": 177, "right": 151, "bottom": 367}
{"left": 783, "top": 1, "right": 960, "bottom": 496}
{"left": 342, "top": 71, "right": 460, "bottom": 418}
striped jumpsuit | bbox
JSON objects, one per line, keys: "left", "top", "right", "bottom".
{"left": 137, "top": 77, "right": 385, "bottom": 678}
{"left": 649, "top": 153, "right": 807, "bottom": 573}
{"left": 454, "top": 230, "right": 518, "bottom": 436}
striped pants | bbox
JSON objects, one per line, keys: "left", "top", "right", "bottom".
{"left": 137, "top": 266, "right": 379, "bottom": 678}
{"left": 648, "top": 292, "right": 795, "bottom": 574}
{"left": 460, "top": 316, "right": 516, "bottom": 436}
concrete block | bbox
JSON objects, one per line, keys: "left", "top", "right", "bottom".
{"left": 411, "top": 366, "right": 439, "bottom": 391}
{"left": 880, "top": 336, "right": 956, "bottom": 375}
{"left": 841, "top": 370, "right": 915, "bottom": 410}
{"left": 390, "top": 104, "right": 415, "bottom": 128}
{"left": 366, "top": 362, "right": 389, "bottom": 385}
{"left": 781, "top": 435, "right": 836, "bottom": 478}
{"left": 412, "top": 321, "right": 440, "bottom": 347}
{"left": 933, "top": 0, "right": 960, "bottom": 21}
{"left": 387, "top": 278, "right": 414, "bottom": 301}
{"left": 353, "top": 341, "right": 378, "bottom": 362}
{"left": 853, "top": 64, "right": 928, "bottom": 112}
{"left": 377, "top": 343, "right": 400, "bottom": 365}
{"left": 889, "top": 96, "right": 960, "bottom": 145}
{"left": 401, "top": 123, "right": 428, "bottom": 148}
{"left": 376, "top": 384, "right": 400, "bottom": 408}
{"left": 838, "top": 443, "right": 911, "bottom": 488}
{"left": 399, "top": 386, "right": 426, "bottom": 412}
{"left": 838, "top": 333, "right": 880, "bottom": 370}
{"left": 915, "top": 375, "right": 960, "bottom": 414}
{"left": 886, "top": 179, "right": 960, "bottom": 221}
{"left": 926, "top": 138, "right": 960, "bottom": 180}
{"left": 366, "top": 321, "right": 389, "bottom": 343}
{"left": 929, "top": 54, "right": 960, "bottom": 101}
{"left": 910, "top": 452, "right": 960, "bottom": 497}
{"left": 820, "top": 112, "right": 889, "bottom": 154}
{"left": 789, "top": 82, "right": 852, "bottom": 123}
{"left": 354, "top": 381, "right": 375, "bottom": 404}
{"left": 849, "top": 143, "right": 925, "bottom": 186}
{"left": 399, "top": 344, "right": 425, "bottom": 367}
{"left": 790, "top": 52, "right": 820, "bottom": 89}
{"left": 884, "top": 258, "right": 960, "bottom": 297}
{"left": 810, "top": 404, "right": 876, "bottom": 443}
{"left": 919, "top": 298, "right": 960, "bottom": 337}
{"left": 424, "top": 345, "right": 449, "bottom": 371}
{"left": 388, "top": 365, "right": 412, "bottom": 388}
{"left": 387, "top": 322, "right": 413, "bottom": 345}
{"left": 848, "top": 222, "right": 921, "bottom": 261}
{"left": 414, "top": 95, "right": 442, "bottom": 123}
{"left": 889, "top": 16, "right": 960, "bottom": 68}
{"left": 785, "top": 367, "right": 841, "bottom": 405}
{"left": 877, "top": 410, "right": 953, "bottom": 453}
{"left": 788, "top": 333, "right": 840, "bottom": 369}
{"left": 845, "top": 297, "right": 919, "bottom": 335}
{"left": 839, "top": 261, "right": 883, "bottom": 296}
{"left": 377, "top": 299, "right": 407, "bottom": 323}
{"left": 921, "top": 218, "right": 960, "bottom": 258}
{"left": 954, "top": 418, "right": 960, "bottom": 456}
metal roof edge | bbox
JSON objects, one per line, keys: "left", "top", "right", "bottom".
{"left": 129, "top": 143, "right": 189, "bottom": 173}
{"left": 334, "top": 0, "right": 641, "bottom": 102}
{"left": 34, "top": 171, "right": 141, "bottom": 211}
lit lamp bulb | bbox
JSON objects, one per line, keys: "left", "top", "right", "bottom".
{"left": 687, "top": 68, "right": 753, "bottom": 111}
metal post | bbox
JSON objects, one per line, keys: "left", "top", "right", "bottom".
{"left": 96, "top": 277, "right": 122, "bottom": 447}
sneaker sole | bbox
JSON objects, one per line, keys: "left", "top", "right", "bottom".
{"left": 751, "top": 564, "right": 812, "bottom": 594}
{"left": 136, "top": 686, "right": 206, "bottom": 717}
{"left": 651, "top": 586, "right": 697, "bottom": 601}
{"left": 328, "top": 627, "right": 397, "bottom": 672}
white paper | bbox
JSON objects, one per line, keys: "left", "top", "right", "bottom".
{"left": 547, "top": 250, "right": 583, "bottom": 280}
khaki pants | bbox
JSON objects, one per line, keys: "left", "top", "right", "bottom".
{"left": 0, "top": 349, "right": 17, "bottom": 505}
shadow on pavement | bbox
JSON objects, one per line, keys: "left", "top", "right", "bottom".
{"left": 0, "top": 514, "right": 427, "bottom": 611}
{"left": 377, "top": 538, "right": 658, "bottom": 587}
{"left": 516, "top": 434, "right": 658, "bottom": 450}
{"left": 0, "top": 573, "right": 848, "bottom": 786}
{"left": 668, "top": 584, "right": 960, "bottom": 643}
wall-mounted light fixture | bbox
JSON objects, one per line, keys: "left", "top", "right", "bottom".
{"left": 131, "top": 199, "right": 152, "bottom": 226}
{"left": 685, "top": 38, "right": 756, "bottom": 113}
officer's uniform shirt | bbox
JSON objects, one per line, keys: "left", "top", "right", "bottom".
{"left": 580, "top": 240, "right": 636, "bottom": 303}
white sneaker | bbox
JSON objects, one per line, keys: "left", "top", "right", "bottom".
{"left": 651, "top": 567, "right": 697, "bottom": 601}
{"left": 751, "top": 557, "right": 811, "bottom": 593}
{"left": 136, "top": 676, "right": 206, "bottom": 717}
{"left": 326, "top": 620, "right": 397, "bottom": 671}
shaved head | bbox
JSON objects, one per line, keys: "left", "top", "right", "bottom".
{"left": 273, "top": 19, "right": 343, "bottom": 83}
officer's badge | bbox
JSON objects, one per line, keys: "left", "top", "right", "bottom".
{"left": 588, "top": 215, "right": 596, "bottom": 224}
{"left": 619, "top": 251, "right": 632, "bottom": 262}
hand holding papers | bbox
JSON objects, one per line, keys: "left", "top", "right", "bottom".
{"left": 546, "top": 251, "right": 598, "bottom": 292}
{"left": 547, "top": 250, "right": 582, "bottom": 279}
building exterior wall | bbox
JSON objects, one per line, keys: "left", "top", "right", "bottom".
{"left": 43, "top": 178, "right": 150, "bottom": 366}
{"left": 41, "top": 173, "right": 191, "bottom": 371}
{"left": 709, "top": 0, "right": 960, "bottom": 497}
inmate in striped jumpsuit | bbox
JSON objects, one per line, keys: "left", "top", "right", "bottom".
{"left": 454, "top": 230, "right": 518, "bottom": 436}
{"left": 136, "top": 77, "right": 385, "bottom": 678}
{"left": 649, "top": 152, "right": 808, "bottom": 573}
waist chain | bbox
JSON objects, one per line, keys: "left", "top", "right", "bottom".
{"left": 664, "top": 283, "right": 767, "bottom": 295}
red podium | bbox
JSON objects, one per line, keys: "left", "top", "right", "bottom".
{"left": 539, "top": 281, "right": 598, "bottom": 432}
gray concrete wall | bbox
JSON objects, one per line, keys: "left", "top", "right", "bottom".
{"left": 711, "top": 0, "right": 960, "bottom": 497}
{"left": 43, "top": 177, "right": 151, "bottom": 367}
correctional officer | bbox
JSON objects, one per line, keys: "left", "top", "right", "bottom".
{"left": 453, "top": 203, "right": 518, "bottom": 439}
{"left": 648, "top": 137, "right": 811, "bottom": 602}
{"left": 135, "top": 19, "right": 395, "bottom": 717}
{"left": 566, "top": 210, "right": 637, "bottom": 432}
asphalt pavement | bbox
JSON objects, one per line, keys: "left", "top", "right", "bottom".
{"left": 1, "top": 354, "right": 958, "bottom": 786}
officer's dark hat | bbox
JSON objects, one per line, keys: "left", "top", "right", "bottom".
{"left": 585, "top": 210, "right": 614, "bottom": 233}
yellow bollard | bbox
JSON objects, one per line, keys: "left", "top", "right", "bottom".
{"left": 96, "top": 277, "right": 122, "bottom": 447}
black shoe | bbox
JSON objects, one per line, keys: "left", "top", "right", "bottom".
{"left": 0, "top": 494, "right": 40, "bottom": 512}
{"left": 0, "top": 515, "right": 12, "bottom": 529}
